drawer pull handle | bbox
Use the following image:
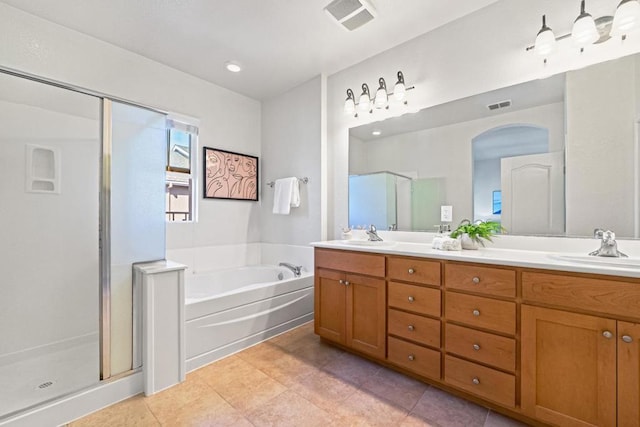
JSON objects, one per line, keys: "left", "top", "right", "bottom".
{"left": 408, "top": 325, "right": 415, "bottom": 332}
{"left": 344, "top": 281, "right": 350, "bottom": 286}
{"left": 408, "top": 354, "right": 415, "bottom": 361}
{"left": 472, "top": 377, "right": 480, "bottom": 385}
{"left": 472, "top": 276, "right": 480, "bottom": 284}
{"left": 408, "top": 268, "right": 415, "bottom": 274}
{"left": 408, "top": 296, "right": 415, "bottom": 303}
{"left": 603, "top": 330, "right": 613, "bottom": 339}
{"left": 472, "top": 309, "right": 480, "bottom": 316}
{"left": 622, "top": 335, "right": 633, "bottom": 343}
{"left": 473, "top": 344, "right": 481, "bottom": 351}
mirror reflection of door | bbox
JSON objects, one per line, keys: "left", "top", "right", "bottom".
{"left": 472, "top": 124, "right": 564, "bottom": 235}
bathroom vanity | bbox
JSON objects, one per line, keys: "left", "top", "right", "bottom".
{"left": 312, "top": 242, "right": 640, "bottom": 427}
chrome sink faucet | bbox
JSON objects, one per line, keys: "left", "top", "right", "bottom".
{"left": 366, "top": 224, "right": 383, "bottom": 241}
{"left": 589, "top": 229, "right": 628, "bottom": 258}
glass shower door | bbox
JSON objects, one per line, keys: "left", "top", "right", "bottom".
{"left": 0, "top": 72, "right": 101, "bottom": 418}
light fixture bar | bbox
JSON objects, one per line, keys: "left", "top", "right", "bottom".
{"left": 343, "top": 71, "right": 415, "bottom": 117}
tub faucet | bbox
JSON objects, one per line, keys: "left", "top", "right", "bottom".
{"left": 366, "top": 224, "right": 383, "bottom": 241}
{"left": 279, "top": 262, "right": 303, "bottom": 277}
{"left": 589, "top": 229, "right": 628, "bottom": 258}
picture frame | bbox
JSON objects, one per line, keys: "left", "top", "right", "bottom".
{"left": 203, "top": 147, "right": 259, "bottom": 201}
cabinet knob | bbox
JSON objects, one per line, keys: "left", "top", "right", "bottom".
{"left": 472, "top": 309, "right": 480, "bottom": 317}
{"left": 408, "top": 296, "right": 415, "bottom": 303}
{"left": 408, "top": 268, "right": 415, "bottom": 274}
{"left": 622, "top": 335, "right": 633, "bottom": 343}
{"left": 408, "top": 325, "right": 415, "bottom": 332}
{"left": 473, "top": 344, "right": 481, "bottom": 351}
{"left": 602, "top": 330, "right": 613, "bottom": 339}
{"left": 339, "top": 279, "right": 344, "bottom": 285}
{"left": 344, "top": 281, "right": 350, "bottom": 286}
{"left": 408, "top": 354, "right": 415, "bottom": 361}
{"left": 472, "top": 377, "right": 480, "bottom": 385}
{"left": 472, "top": 276, "right": 480, "bottom": 284}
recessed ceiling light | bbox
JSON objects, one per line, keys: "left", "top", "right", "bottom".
{"left": 225, "top": 61, "right": 242, "bottom": 73}
{"left": 372, "top": 130, "right": 381, "bottom": 136}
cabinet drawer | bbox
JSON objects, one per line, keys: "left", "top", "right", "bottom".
{"left": 445, "top": 355, "right": 515, "bottom": 408}
{"left": 388, "top": 309, "right": 440, "bottom": 348}
{"left": 445, "top": 292, "right": 515, "bottom": 335}
{"left": 522, "top": 271, "right": 640, "bottom": 319}
{"left": 315, "top": 248, "right": 385, "bottom": 277}
{"left": 445, "top": 263, "right": 515, "bottom": 298}
{"left": 389, "top": 282, "right": 441, "bottom": 316}
{"left": 388, "top": 256, "right": 441, "bottom": 285}
{"left": 388, "top": 336, "right": 441, "bottom": 380}
{"left": 445, "top": 324, "right": 515, "bottom": 372}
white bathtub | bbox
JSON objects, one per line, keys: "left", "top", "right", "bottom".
{"left": 184, "top": 265, "right": 314, "bottom": 371}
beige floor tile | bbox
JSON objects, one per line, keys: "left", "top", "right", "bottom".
{"left": 411, "top": 387, "right": 488, "bottom": 427}
{"left": 322, "top": 351, "right": 382, "bottom": 387}
{"left": 400, "top": 413, "right": 438, "bottom": 426}
{"left": 289, "top": 336, "right": 345, "bottom": 367}
{"left": 69, "top": 395, "right": 159, "bottom": 427}
{"left": 158, "top": 392, "right": 253, "bottom": 426}
{"left": 289, "top": 368, "right": 359, "bottom": 412}
{"left": 484, "top": 410, "right": 530, "bottom": 427}
{"left": 144, "top": 376, "right": 217, "bottom": 422}
{"left": 246, "top": 389, "right": 336, "bottom": 427}
{"left": 360, "top": 367, "right": 429, "bottom": 411}
{"left": 332, "top": 389, "right": 409, "bottom": 426}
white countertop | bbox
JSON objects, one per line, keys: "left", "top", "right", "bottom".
{"left": 311, "top": 240, "right": 640, "bottom": 279}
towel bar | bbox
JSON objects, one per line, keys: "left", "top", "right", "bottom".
{"left": 266, "top": 177, "right": 309, "bottom": 188}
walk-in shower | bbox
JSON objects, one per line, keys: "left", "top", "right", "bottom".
{"left": 0, "top": 70, "right": 166, "bottom": 420}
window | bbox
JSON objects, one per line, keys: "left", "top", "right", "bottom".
{"left": 166, "top": 121, "right": 198, "bottom": 221}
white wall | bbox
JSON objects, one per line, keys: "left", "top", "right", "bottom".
{"left": 260, "top": 76, "right": 323, "bottom": 246}
{"left": 327, "top": 0, "right": 640, "bottom": 239}
{"left": 566, "top": 55, "right": 639, "bottom": 237}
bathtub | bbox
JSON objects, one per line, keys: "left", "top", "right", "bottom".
{"left": 184, "top": 265, "right": 314, "bottom": 371}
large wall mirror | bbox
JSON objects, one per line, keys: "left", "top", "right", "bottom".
{"left": 349, "top": 53, "right": 640, "bottom": 239}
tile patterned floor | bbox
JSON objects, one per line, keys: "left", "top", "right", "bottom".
{"left": 69, "top": 322, "right": 529, "bottom": 426}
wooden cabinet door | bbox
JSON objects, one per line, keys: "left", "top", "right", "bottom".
{"left": 521, "top": 305, "right": 616, "bottom": 427}
{"left": 619, "top": 321, "right": 640, "bottom": 427}
{"left": 346, "top": 273, "right": 386, "bottom": 359}
{"left": 314, "top": 268, "right": 346, "bottom": 345}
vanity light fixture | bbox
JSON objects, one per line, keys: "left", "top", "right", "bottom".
{"left": 343, "top": 71, "right": 414, "bottom": 117}
{"left": 358, "top": 83, "right": 371, "bottom": 112}
{"left": 374, "top": 78, "right": 388, "bottom": 109}
{"left": 611, "top": 0, "right": 640, "bottom": 36}
{"left": 528, "top": 0, "right": 640, "bottom": 60}
{"left": 344, "top": 89, "right": 356, "bottom": 115}
{"left": 572, "top": 0, "right": 599, "bottom": 47}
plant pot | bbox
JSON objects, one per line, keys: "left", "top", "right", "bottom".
{"left": 460, "top": 233, "right": 480, "bottom": 250}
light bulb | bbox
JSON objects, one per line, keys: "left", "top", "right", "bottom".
{"left": 344, "top": 89, "right": 355, "bottom": 115}
{"left": 571, "top": 0, "right": 599, "bottom": 47}
{"left": 534, "top": 15, "right": 556, "bottom": 56}
{"left": 612, "top": 0, "right": 640, "bottom": 36}
{"left": 358, "top": 83, "right": 371, "bottom": 112}
{"left": 374, "top": 88, "right": 388, "bottom": 109}
{"left": 393, "top": 82, "right": 406, "bottom": 101}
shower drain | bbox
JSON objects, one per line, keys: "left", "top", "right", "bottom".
{"left": 37, "top": 381, "right": 54, "bottom": 390}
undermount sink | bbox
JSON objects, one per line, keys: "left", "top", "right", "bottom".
{"left": 548, "top": 254, "right": 640, "bottom": 269}
{"left": 339, "top": 240, "right": 397, "bottom": 247}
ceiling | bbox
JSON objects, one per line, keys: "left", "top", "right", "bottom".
{"left": 1, "top": 0, "right": 498, "bottom": 100}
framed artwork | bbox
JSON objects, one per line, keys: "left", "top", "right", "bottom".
{"left": 203, "top": 147, "right": 259, "bottom": 201}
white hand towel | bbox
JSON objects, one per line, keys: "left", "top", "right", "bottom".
{"left": 273, "top": 177, "right": 299, "bottom": 215}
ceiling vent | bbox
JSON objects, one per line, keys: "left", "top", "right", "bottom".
{"left": 324, "top": 0, "right": 377, "bottom": 31}
{"left": 487, "top": 100, "right": 512, "bottom": 111}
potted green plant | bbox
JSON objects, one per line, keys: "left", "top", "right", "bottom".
{"left": 450, "top": 219, "right": 503, "bottom": 250}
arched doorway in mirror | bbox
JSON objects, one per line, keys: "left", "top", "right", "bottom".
{"left": 471, "top": 124, "right": 565, "bottom": 236}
